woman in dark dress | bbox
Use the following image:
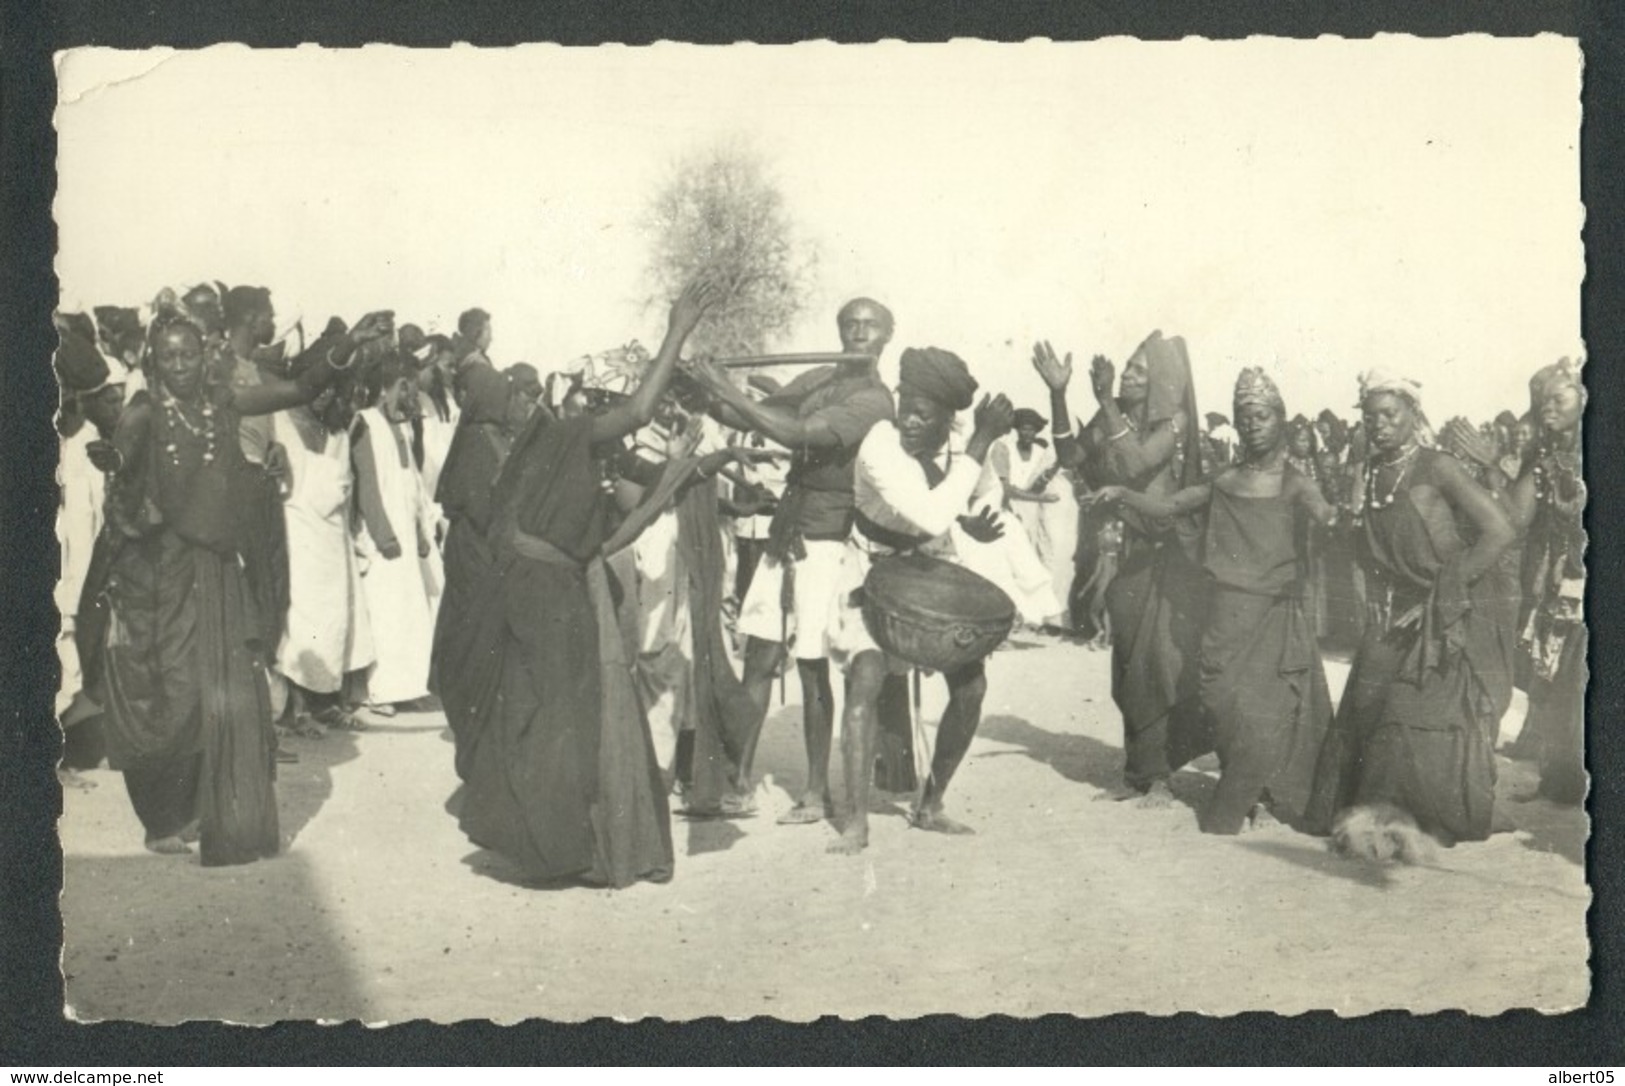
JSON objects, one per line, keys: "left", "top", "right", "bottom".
{"left": 1310, "top": 371, "right": 1518, "bottom": 857}
{"left": 1095, "top": 368, "right": 1337, "bottom": 834}
{"left": 452, "top": 279, "right": 719, "bottom": 888}
{"left": 429, "top": 360, "right": 527, "bottom": 733}
{"left": 97, "top": 294, "right": 390, "bottom": 863}
{"left": 1033, "top": 332, "right": 1207, "bottom": 805}
{"left": 1504, "top": 359, "right": 1586, "bottom": 804}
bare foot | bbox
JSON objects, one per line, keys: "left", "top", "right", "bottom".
{"left": 178, "top": 820, "right": 201, "bottom": 843}
{"left": 909, "top": 808, "right": 975, "bottom": 835}
{"left": 1136, "top": 781, "right": 1175, "bottom": 809}
{"left": 827, "top": 824, "right": 869, "bottom": 855}
{"left": 144, "top": 834, "right": 191, "bottom": 855}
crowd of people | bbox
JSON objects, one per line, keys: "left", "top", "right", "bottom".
{"left": 52, "top": 276, "right": 1586, "bottom": 884}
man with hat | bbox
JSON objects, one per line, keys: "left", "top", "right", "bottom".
{"left": 824, "top": 347, "right": 1014, "bottom": 854}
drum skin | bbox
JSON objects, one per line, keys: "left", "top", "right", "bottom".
{"left": 860, "top": 554, "right": 1016, "bottom": 671}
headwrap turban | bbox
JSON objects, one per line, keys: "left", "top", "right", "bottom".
{"left": 898, "top": 347, "right": 977, "bottom": 412}
{"left": 1357, "top": 368, "right": 1434, "bottom": 447}
{"left": 1233, "top": 367, "right": 1285, "bottom": 415}
{"left": 1529, "top": 357, "right": 1584, "bottom": 415}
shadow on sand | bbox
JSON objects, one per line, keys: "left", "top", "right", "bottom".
{"left": 274, "top": 726, "right": 361, "bottom": 849}
{"left": 974, "top": 712, "right": 1214, "bottom": 816}
{"left": 1234, "top": 836, "right": 1397, "bottom": 890}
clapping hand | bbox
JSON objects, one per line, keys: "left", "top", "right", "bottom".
{"left": 1031, "top": 341, "right": 1073, "bottom": 392}
{"left": 958, "top": 505, "right": 1007, "bottom": 543}
{"left": 972, "top": 393, "right": 1016, "bottom": 443}
{"left": 1089, "top": 355, "right": 1116, "bottom": 404}
{"left": 1442, "top": 416, "right": 1496, "bottom": 469}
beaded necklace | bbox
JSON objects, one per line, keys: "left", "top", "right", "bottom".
{"left": 159, "top": 391, "right": 219, "bottom": 468}
{"left": 1359, "top": 442, "right": 1418, "bottom": 518}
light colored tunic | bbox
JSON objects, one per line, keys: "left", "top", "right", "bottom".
{"left": 272, "top": 411, "right": 375, "bottom": 694}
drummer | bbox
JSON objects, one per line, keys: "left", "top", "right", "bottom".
{"left": 825, "top": 348, "right": 1015, "bottom": 854}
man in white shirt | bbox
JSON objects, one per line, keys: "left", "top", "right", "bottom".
{"left": 825, "top": 347, "right": 1014, "bottom": 855}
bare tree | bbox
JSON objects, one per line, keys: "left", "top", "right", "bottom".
{"left": 642, "top": 139, "right": 817, "bottom": 359}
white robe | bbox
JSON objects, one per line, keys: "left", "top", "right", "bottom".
{"left": 273, "top": 411, "right": 376, "bottom": 694}
{"left": 353, "top": 407, "right": 437, "bottom": 704}
{"left": 56, "top": 427, "right": 104, "bottom": 716}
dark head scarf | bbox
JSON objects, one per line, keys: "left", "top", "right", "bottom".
{"left": 55, "top": 332, "right": 110, "bottom": 393}
{"left": 1125, "top": 330, "right": 1202, "bottom": 488}
{"left": 222, "top": 285, "right": 271, "bottom": 329}
{"left": 898, "top": 347, "right": 977, "bottom": 411}
{"left": 1012, "top": 407, "right": 1047, "bottom": 430}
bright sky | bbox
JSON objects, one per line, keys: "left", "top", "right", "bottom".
{"left": 55, "top": 38, "right": 1581, "bottom": 424}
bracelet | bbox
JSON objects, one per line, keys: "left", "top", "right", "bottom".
{"left": 326, "top": 344, "right": 357, "bottom": 371}
{"left": 1052, "top": 425, "right": 1073, "bottom": 440}
{"left": 1108, "top": 426, "right": 1131, "bottom": 442}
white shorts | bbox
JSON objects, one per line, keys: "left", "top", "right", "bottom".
{"left": 736, "top": 538, "right": 846, "bottom": 661}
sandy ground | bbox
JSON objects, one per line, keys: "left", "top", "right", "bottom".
{"left": 58, "top": 634, "right": 1588, "bottom": 1024}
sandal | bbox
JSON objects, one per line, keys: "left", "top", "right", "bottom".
{"left": 677, "top": 793, "right": 758, "bottom": 821}
{"left": 775, "top": 802, "right": 829, "bottom": 826}
{"left": 312, "top": 706, "right": 367, "bottom": 732}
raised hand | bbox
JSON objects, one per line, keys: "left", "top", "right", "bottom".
{"left": 668, "top": 276, "right": 725, "bottom": 338}
{"left": 973, "top": 393, "right": 1016, "bottom": 442}
{"left": 1089, "top": 355, "right": 1116, "bottom": 404}
{"left": 1031, "top": 340, "right": 1073, "bottom": 392}
{"left": 958, "top": 504, "right": 1007, "bottom": 543}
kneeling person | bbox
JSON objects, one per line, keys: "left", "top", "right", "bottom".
{"left": 827, "top": 348, "right": 1014, "bottom": 854}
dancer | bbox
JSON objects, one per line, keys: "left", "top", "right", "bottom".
{"left": 1504, "top": 359, "right": 1587, "bottom": 804}
{"left": 1032, "top": 334, "right": 1207, "bottom": 805}
{"left": 454, "top": 278, "right": 720, "bottom": 887}
{"left": 1309, "top": 370, "right": 1518, "bottom": 858}
{"left": 98, "top": 294, "right": 389, "bottom": 862}
{"left": 1094, "top": 367, "right": 1337, "bottom": 834}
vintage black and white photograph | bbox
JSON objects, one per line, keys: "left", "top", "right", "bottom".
{"left": 49, "top": 37, "right": 1586, "bottom": 1023}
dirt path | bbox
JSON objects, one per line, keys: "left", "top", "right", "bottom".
{"left": 59, "top": 636, "right": 1588, "bottom": 1023}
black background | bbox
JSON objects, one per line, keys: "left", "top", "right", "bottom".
{"left": 2, "top": 0, "right": 1620, "bottom": 1066}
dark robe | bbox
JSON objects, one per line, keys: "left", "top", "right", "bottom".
{"left": 1308, "top": 457, "right": 1518, "bottom": 843}
{"left": 1510, "top": 468, "right": 1586, "bottom": 803}
{"left": 1197, "top": 485, "right": 1334, "bottom": 834}
{"left": 99, "top": 390, "right": 280, "bottom": 865}
{"left": 454, "top": 415, "right": 673, "bottom": 888}
{"left": 429, "top": 365, "right": 513, "bottom": 715}
{"left": 1073, "top": 331, "right": 1208, "bottom": 788}
{"left": 664, "top": 464, "right": 763, "bottom": 809}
